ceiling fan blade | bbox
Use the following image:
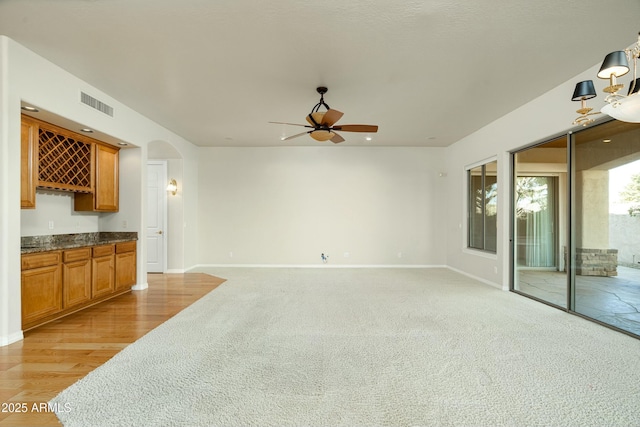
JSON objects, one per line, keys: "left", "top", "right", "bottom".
{"left": 322, "top": 109, "right": 344, "bottom": 126}
{"left": 330, "top": 132, "right": 345, "bottom": 144}
{"left": 269, "top": 121, "right": 313, "bottom": 128}
{"left": 332, "top": 124, "right": 379, "bottom": 133}
{"left": 283, "top": 131, "right": 310, "bottom": 140}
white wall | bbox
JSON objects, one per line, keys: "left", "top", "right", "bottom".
{"left": 0, "top": 36, "right": 200, "bottom": 345}
{"left": 196, "top": 146, "right": 447, "bottom": 266}
{"left": 147, "top": 142, "right": 185, "bottom": 272}
{"left": 21, "top": 191, "right": 100, "bottom": 236}
{"left": 0, "top": 37, "right": 19, "bottom": 345}
{"left": 99, "top": 146, "right": 144, "bottom": 234}
{"left": 443, "top": 65, "right": 604, "bottom": 288}
{"left": 167, "top": 159, "right": 184, "bottom": 272}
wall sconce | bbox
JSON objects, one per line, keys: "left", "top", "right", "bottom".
{"left": 166, "top": 179, "right": 178, "bottom": 196}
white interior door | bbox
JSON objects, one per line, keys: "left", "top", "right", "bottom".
{"left": 147, "top": 161, "right": 167, "bottom": 273}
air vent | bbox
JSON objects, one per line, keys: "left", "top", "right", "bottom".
{"left": 80, "top": 91, "right": 114, "bottom": 117}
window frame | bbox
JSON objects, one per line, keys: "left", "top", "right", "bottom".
{"left": 465, "top": 158, "right": 498, "bottom": 254}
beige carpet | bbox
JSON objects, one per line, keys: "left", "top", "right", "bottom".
{"left": 52, "top": 268, "right": 640, "bottom": 426}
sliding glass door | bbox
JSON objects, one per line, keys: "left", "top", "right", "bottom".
{"left": 513, "top": 138, "right": 567, "bottom": 307}
{"left": 512, "top": 120, "right": 640, "bottom": 338}
{"left": 572, "top": 120, "right": 640, "bottom": 336}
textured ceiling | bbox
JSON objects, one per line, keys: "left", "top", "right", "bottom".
{"left": 1, "top": 0, "right": 639, "bottom": 147}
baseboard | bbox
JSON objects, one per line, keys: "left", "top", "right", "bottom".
{"left": 446, "top": 265, "right": 503, "bottom": 290}
{"left": 188, "top": 264, "right": 447, "bottom": 271}
{"left": 0, "top": 330, "right": 24, "bottom": 347}
{"left": 131, "top": 282, "right": 149, "bottom": 291}
{"left": 166, "top": 269, "right": 185, "bottom": 274}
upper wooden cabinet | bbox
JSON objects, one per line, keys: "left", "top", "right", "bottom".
{"left": 75, "top": 144, "right": 119, "bottom": 212}
{"left": 20, "top": 116, "right": 38, "bottom": 209}
{"left": 20, "top": 114, "right": 120, "bottom": 212}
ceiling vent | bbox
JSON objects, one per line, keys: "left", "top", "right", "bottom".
{"left": 80, "top": 91, "right": 114, "bottom": 117}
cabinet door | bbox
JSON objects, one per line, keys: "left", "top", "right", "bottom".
{"left": 21, "top": 116, "right": 38, "bottom": 209}
{"left": 21, "top": 265, "right": 62, "bottom": 326}
{"left": 95, "top": 144, "right": 119, "bottom": 211}
{"left": 63, "top": 259, "right": 92, "bottom": 308}
{"left": 92, "top": 255, "right": 115, "bottom": 298}
{"left": 115, "top": 251, "right": 136, "bottom": 290}
{"left": 74, "top": 143, "right": 119, "bottom": 212}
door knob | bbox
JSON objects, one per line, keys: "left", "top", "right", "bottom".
{"left": 157, "top": 230, "right": 163, "bottom": 235}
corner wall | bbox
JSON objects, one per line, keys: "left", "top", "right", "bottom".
{"left": 442, "top": 65, "right": 604, "bottom": 288}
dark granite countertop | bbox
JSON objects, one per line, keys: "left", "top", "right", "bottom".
{"left": 21, "top": 232, "right": 138, "bottom": 254}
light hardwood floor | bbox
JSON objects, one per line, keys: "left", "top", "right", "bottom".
{"left": 0, "top": 273, "right": 225, "bottom": 426}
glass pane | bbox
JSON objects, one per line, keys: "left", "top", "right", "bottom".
{"left": 573, "top": 120, "right": 640, "bottom": 336}
{"left": 468, "top": 166, "right": 484, "bottom": 249}
{"left": 484, "top": 161, "right": 498, "bottom": 252}
{"left": 513, "top": 138, "right": 567, "bottom": 307}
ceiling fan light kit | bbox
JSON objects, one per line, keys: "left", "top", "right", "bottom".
{"left": 571, "top": 32, "right": 640, "bottom": 125}
{"left": 310, "top": 130, "right": 335, "bottom": 141}
{"left": 270, "top": 87, "right": 378, "bottom": 144}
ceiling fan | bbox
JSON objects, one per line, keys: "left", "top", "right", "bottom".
{"left": 270, "top": 87, "right": 379, "bottom": 143}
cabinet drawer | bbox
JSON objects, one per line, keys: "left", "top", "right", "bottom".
{"left": 21, "top": 251, "right": 61, "bottom": 270}
{"left": 116, "top": 241, "right": 136, "bottom": 254}
{"left": 63, "top": 247, "right": 91, "bottom": 263}
{"left": 92, "top": 245, "right": 115, "bottom": 257}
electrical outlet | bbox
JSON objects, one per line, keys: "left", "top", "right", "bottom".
{"left": 343, "top": 252, "right": 350, "bottom": 258}
{"left": 48, "top": 220, "right": 54, "bottom": 230}
{"left": 397, "top": 252, "right": 402, "bottom": 258}
{"left": 122, "top": 220, "right": 128, "bottom": 229}
{"left": 229, "top": 251, "right": 233, "bottom": 258}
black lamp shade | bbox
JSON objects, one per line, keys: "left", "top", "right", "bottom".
{"left": 597, "top": 51, "right": 630, "bottom": 79}
{"left": 628, "top": 78, "right": 640, "bottom": 96}
{"left": 572, "top": 80, "right": 596, "bottom": 101}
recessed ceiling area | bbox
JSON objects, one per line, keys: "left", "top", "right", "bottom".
{"left": 2, "top": 0, "right": 640, "bottom": 147}
{"left": 20, "top": 103, "right": 135, "bottom": 149}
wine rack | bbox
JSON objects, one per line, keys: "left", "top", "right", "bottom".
{"left": 38, "top": 127, "right": 93, "bottom": 192}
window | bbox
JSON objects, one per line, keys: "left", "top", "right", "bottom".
{"left": 467, "top": 160, "right": 497, "bottom": 252}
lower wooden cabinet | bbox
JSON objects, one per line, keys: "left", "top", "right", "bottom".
{"left": 21, "top": 241, "right": 136, "bottom": 330}
{"left": 92, "top": 245, "right": 115, "bottom": 298}
{"left": 21, "top": 252, "right": 62, "bottom": 326}
{"left": 63, "top": 248, "right": 92, "bottom": 308}
{"left": 115, "top": 241, "right": 137, "bottom": 290}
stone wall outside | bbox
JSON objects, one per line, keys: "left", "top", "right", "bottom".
{"left": 609, "top": 214, "right": 640, "bottom": 269}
